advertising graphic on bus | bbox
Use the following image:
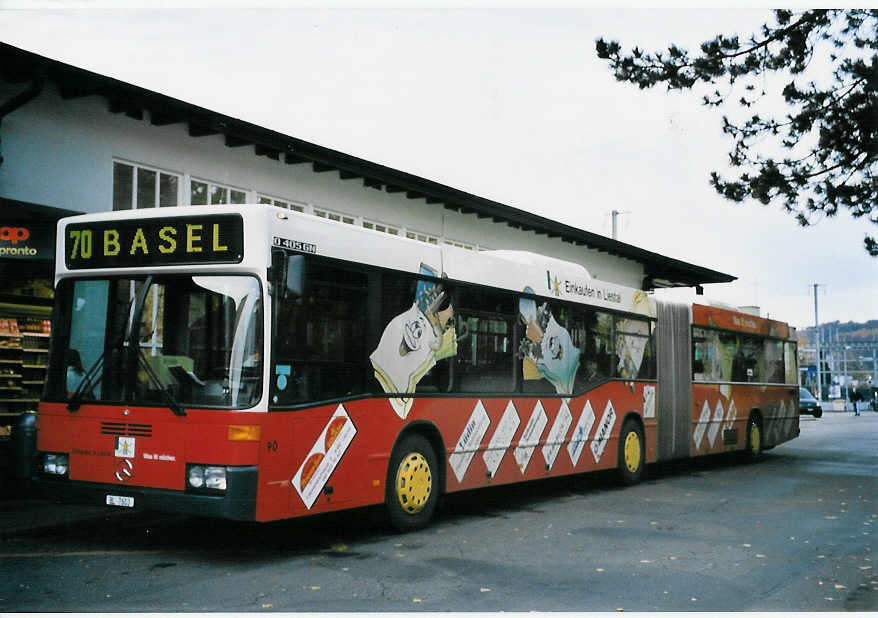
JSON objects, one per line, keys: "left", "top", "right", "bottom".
{"left": 33, "top": 205, "right": 799, "bottom": 530}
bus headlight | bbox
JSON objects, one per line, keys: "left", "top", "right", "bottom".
{"left": 187, "top": 464, "right": 227, "bottom": 493}
{"left": 188, "top": 465, "right": 205, "bottom": 489}
{"left": 43, "top": 453, "right": 69, "bottom": 476}
{"left": 205, "top": 467, "right": 227, "bottom": 491}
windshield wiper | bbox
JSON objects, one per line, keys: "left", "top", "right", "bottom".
{"left": 124, "top": 276, "right": 186, "bottom": 417}
{"left": 66, "top": 352, "right": 105, "bottom": 412}
{"left": 136, "top": 347, "right": 187, "bottom": 417}
{"left": 67, "top": 293, "right": 137, "bottom": 412}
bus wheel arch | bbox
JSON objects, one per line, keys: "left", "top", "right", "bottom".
{"left": 617, "top": 412, "right": 645, "bottom": 486}
{"left": 743, "top": 410, "right": 764, "bottom": 462}
{"left": 385, "top": 422, "right": 445, "bottom": 532}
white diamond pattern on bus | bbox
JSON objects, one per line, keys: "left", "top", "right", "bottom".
{"left": 724, "top": 400, "right": 738, "bottom": 432}
{"left": 590, "top": 400, "right": 617, "bottom": 463}
{"left": 643, "top": 385, "right": 656, "bottom": 419}
{"left": 514, "top": 401, "right": 548, "bottom": 474}
{"left": 483, "top": 401, "right": 520, "bottom": 478}
{"left": 693, "top": 400, "right": 711, "bottom": 450}
{"left": 542, "top": 400, "right": 573, "bottom": 470}
{"left": 707, "top": 400, "right": 724, "bottom": 448}
{"left": 567, "top": 400, "right": 596, "bottom": 467}
{"left": 784, "top": 399, "right": 795, "bottom": 438}
{"left": 766, "top": 401, "right": 779, "bottom": 444}
{"left": 449, "top": 400, "right": 491, "bottom": 483}
{"left": 776, "top": 400, "right": 785, "bottom": 441}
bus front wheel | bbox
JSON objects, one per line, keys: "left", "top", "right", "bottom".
{"left": 617, "top": 418, "right": 644, "bottom": 486}
{"left": 386, "top": 434, "right": 438, "bottom": 532}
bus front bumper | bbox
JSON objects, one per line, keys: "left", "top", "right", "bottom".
{"left": 30, "top": 466, "right": 258, "bottom": 521}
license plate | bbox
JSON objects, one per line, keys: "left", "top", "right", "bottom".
{"left": 106, "top": 494, "right": 134, "bottom": 508}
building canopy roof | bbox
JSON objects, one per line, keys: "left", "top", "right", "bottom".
{"left": 0, "top": 42, "right": 735, "bottom": 290}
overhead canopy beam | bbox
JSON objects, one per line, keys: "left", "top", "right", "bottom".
{"left": 284, "top": 153, "right": 308, "bottom": 164}
{"left": 58, "top": 79, "right": 101, "bottom": 100}
{"left": 107, "top": 100, "right": 143, "bottom": 120}
{"left": 150, "top": 110, "right": 186, "bottom": 126}
{"left": 255, "top": 145, "right": 280, "bottom": 160}
{"left": 188, "top": 123, "right": 218, "bottom": 137}
{"left": 225, "top": 135, "right": 250, "bottom": 148}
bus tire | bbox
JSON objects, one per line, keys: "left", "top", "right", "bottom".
{"left": 386, "top": 433, "right": 438, "bottom": 532}
{"left": 617, "top": 418, "right": 644, "bottom": 486}
{"left": 743, "top": 414, "right": 763, "bottom": 463}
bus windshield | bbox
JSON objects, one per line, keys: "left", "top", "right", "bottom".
{"left": 48, "top": 274, "right": 263, "bottom": 409}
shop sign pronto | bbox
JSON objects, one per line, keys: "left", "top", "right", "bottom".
{"left": 0, "top": 224, "right": 53, "bottom": 260}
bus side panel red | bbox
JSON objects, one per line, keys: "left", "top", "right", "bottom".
{"left": 267, "top": 382, "right": 656, "bottom": 521}
{"left": 274, "top": 402, "right": 397, "bottom": 520}
{"left": 253, "top": 412, "right": 293, "bottom": 522}
{"left": 428, "top": 381, "right": 655, "bottom": 493}
{"left": 690, "top": 384, "right": 798, "bottom": 455}
{"left": 255, "top": 407, "right": 391, "bottom": 522}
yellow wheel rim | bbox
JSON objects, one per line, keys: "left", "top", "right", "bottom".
{"left": 395, "top": 452, "right": 432, "bottom": 515}
{"left": 624, "top": 431, "right": 641, "bottom": 474}
{"left": 750, "top": 422, "right": 761, "bottom": 454}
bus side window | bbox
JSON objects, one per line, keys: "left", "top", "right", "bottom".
{"left": 592, "top": 311, "right": 615, "bottom": 380}
{"left": 614, "top": 315, "right": 652, "bottom": 380}
{"left": 455, "top": 288, "right": 515, "bottom": 393}
{"left": 784, "top": 341, "right": 798, "bottom": 385}
{"left": 271, "top": 257, "right": 370, "bottom": 406}
{"left": 369, "top": 272, "right": 455, "bottom": 396}
{"left": 692, "top": 327, "right": 715, "bottom": 380}
{"left": 518, "top": 299, "right": 581, "bottom": 396}
{"left": 736, "top": 335, "right": 762, "bottom": 382}
{"left": 764, "top": 339, "right": 785, "bottom": 383}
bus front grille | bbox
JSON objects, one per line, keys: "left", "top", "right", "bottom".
{"left": 100, "top": 422, "right": 153, "bottom": 437}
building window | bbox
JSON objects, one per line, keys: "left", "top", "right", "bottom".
{"left": 191, "top": 179, "right": 247, "bottom": 206}
{"left": 363, "top": 220, "right": 399, "bottom": 236}
{"left": 444, "top": 239, "right": 475, "bottom": 250}
{"left": 406, "top": 230, "right": 440, "bottom": 245}
{"left": 314, "top": 207, "right": 356, "bottom": 225}
{"left": 113, "top": 161, "right": 180, "bottom": 210}
{"left": 257, "top": 194, "right": 306, "bottom": 213}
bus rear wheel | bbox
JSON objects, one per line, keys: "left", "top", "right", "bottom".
{"left": 617, "top": 418, "right": 644, "bottom": 486}
{"left": 743, "top": 414, "right": 763, "bottom": 462}
{"left": 386, "top": 434, "right": 438, "bottom": 532}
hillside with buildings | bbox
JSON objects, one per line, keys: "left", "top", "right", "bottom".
{"left": 798, "top": 320, "right": 877, "bottom": 400}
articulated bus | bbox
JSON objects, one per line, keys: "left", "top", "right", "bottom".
{"left": 33, "top": 205, "right": 799, "bottom": 530}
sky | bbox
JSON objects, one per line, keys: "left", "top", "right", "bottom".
{"left": 0, "top": 5, "right": 875, "bottom": 329}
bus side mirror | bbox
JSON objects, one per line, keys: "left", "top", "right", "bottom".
{"left": 284, "top": 255, "right": 304, "bottom": 299}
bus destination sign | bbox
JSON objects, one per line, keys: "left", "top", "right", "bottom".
{"left": 65, "top": 214, "right": 244, "bottom": 270}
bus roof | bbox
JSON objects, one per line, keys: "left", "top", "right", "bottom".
{"left": 57, "top": 205, "right": 655, "bottom": 317}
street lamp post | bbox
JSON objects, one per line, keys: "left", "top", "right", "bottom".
{"left": 843, "top": 345, "right": 850, "bottom": 407}
{"left": 610, "top": 210, "right": 631, "bottom": 240}
{"left": 812, "top": 284, "right": 823, "bottom": 401}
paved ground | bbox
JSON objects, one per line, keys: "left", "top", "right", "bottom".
{"left": 0, "top": 409, "right": 875, "bottom": 612}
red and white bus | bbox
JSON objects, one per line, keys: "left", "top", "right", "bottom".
{"left": 33, "top": 205, "right": 799, "bottom": 530}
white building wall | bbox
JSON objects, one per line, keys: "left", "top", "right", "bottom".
{"left": 0, "top": 81, "right": 644, "bottom": 288}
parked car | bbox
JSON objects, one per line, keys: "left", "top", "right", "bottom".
{"left": 799, "top": 387, "right": 823, "bottom": 418}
